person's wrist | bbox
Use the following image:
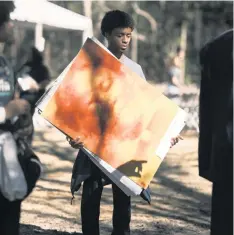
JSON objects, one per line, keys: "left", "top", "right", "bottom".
{"left": 0, "top": 107, "right": 6, "bottom": 123}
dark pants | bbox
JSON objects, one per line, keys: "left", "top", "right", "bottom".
{"left": 0, "top": 194, "right": 21, "bottom": 235}
{"left": 210, "top": 150, "right": 233, "bottom": 235}
{"left": 81, "top": 173, "right": 131, "bottom": 235}
{"left": 210, "top": 181, "right": 233, "bottom": 235}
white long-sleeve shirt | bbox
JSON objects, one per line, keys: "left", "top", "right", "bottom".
{"left": 119, "top": 54, "right": 146, "bottom": 80}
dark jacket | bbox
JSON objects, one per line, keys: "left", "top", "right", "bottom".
{"left": 198, "top": 29, "right": 233, "bottom": 183}
{"left": 71, "top": 149, "right": 151, "bottom": 204}
{"left": 19, "top": 47, "right": 50, "bottom": 113}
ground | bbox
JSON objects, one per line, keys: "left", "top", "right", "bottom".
{"left": 20, "top": 128, "right": 212, "bottom": 235}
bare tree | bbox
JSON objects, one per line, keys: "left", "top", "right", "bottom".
{"left": 194, "top": 4, "right": 202, "bottom": 51}
{"left": 179, "top": 20, "right": 188, "bottom": 85}
{"left": 83, "top": 0, "right": 92, "bottom": 18}
{"left": 131, "top": 3, "right": 157, "bottom": 62}
{"left": 132, "top": 2, "right": 157, "bottom": 43}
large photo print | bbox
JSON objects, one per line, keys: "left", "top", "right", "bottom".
{"left": 41, "top": 38, "right": 185, "bottom": 189}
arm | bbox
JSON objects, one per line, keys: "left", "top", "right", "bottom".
{"left": 0, "top": 99, "right": 30, "bottom": 123}
{"left": 171, "top": 75, "right": 182, "bottom": 88}
{"left": 39, "top": 79, "right": 50, "bottom": 90}
{"left": 0, "top": 107, "right": 6, "bottom": 124}
{"left": 38, "top": 67, "right": 51, "bottom": 90}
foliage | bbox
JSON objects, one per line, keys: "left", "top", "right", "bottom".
{"left": 6, "top": 1, "right": 233, "bottom": 83}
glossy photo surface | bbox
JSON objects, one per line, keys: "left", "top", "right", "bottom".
{"left": 42, "top": 38, "right": 179, "bottom": 189}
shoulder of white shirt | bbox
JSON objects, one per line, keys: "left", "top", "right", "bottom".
{"left": 120, "top": 54, "right": 141, "bottom": 67}
{"left": 120, "top": 55, "right": 146, "bottom": 80}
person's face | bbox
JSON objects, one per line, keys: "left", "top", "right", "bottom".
{"left": 106, "top": 27, "right": 132, "bottom": 53}
{"left": 0, "top": 20, "right": 14, "bottom": 43}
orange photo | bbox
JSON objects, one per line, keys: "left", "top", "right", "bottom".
{"left": 41, "top": 38, "right": 185, "bottom": 189}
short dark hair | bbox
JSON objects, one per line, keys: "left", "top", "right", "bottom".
{"left": 0, "top": 1, "right": 15, "bottom": 27}
{"left": 101, "top": 10, "right": 135, "bottom": 37}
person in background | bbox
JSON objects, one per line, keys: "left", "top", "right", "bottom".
{"left": 198, "top": 29, "right": 233, "bottom": 235}
{"left": 15, "top": 46, "right": 51, "bottom": 144}
{"left": 165, "top": 46, "right": 185, "bottom": 98}
{"left": 18, "top": 46, "right": 51, "bottom": 115}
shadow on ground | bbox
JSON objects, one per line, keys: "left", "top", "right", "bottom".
{"left": 23, "top": 129, "right": 211, "bottom": 234}
{"left": 20, "top": 224, "right": 82, "bottom": 235}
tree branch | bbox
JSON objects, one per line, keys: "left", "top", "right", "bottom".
{"left": 132, "top": 32, "right": 146, "bottom": 42}
{"left": 132, "top": 3, "right": 157, "bottom": 32}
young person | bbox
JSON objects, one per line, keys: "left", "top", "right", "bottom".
{"left": 69, "top": 10, "right": 181, "bottom": 235}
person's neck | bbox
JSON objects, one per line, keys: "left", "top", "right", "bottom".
{"left": 108, "top": 46, "right": 123, "bottom": 59}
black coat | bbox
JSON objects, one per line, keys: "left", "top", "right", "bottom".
{"left": 198, "top": 29, "right": 233, "bottom": 183}
{"left": 198, "top": 29, "right": 233, "bottom": 235}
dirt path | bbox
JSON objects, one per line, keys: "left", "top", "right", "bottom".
{"left": 20, "top": 128, "right": 212, "bottom": 235}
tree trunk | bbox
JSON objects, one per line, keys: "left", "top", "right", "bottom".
{"left": 132, "top": 2, "right": 157, "bottom": 44}
{"left": 131, "top": 30, "right": 138, "bottom": 62}
{"left": 93, "top": 1, "right": 110, "bottom": 41}
{"left": 194, "top": 5, "right": 202, "bottom": 51}
{"left": 180, "top": 20, "right": 188, "bottom": 84}
{"left": 83, "top": 0, "right": 92, "bottom": 18}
